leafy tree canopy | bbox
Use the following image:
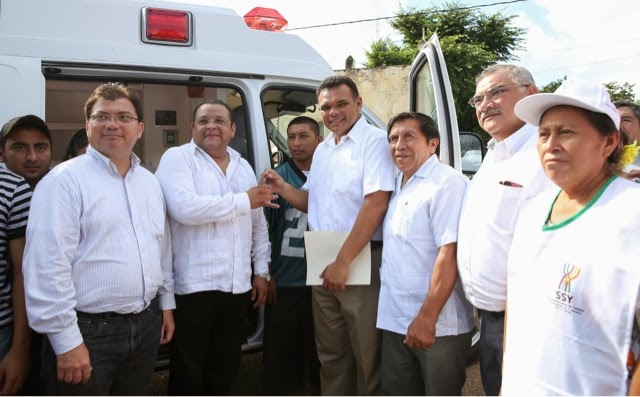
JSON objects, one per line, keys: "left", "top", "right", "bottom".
{"left": 540, "top": 77, "right": 636, "bottom": 102}
{"left": 365, "top": 1, "right": 525, "bottom": 133}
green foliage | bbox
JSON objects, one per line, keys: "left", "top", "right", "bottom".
{"left": 365, "top": 1, "right": 526, "bottom": 132}
{"left": 364, "top": 38, "right": 414, "bottom": 68}
{"left": 539, "top": 77, "right": 636, "bottom": 103}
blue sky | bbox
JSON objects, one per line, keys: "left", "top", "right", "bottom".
{"left": 169, "top": 0, "right": 640, "bottom": 98}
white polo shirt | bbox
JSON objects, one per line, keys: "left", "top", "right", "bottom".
{"left": 502, "top": 176, "right": 640, "bottom": 395}
{"left": 377, "top": 155, "right": 474, "bottom": 336}
{"left": 457, "top": 124, "right": 553, "bottom": 312}
{"left": 304, "top": 116, "right": 395, "bottom": 240}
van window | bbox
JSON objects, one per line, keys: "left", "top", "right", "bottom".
{"left": 261, "top": 87, "right": 324, "bottom": 167}
{"left": 414, "top": 64, "right": 438, "bottom": 123}
{"left": 45, "top": 80, "right": 247, "bottom": 171}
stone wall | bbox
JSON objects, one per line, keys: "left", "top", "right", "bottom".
{"left": 336, "top": 65, "right": 410, "bottom": 126}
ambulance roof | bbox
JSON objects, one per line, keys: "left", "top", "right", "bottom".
{"left": 0, "top": 0, "right": 334, "bottom": 82}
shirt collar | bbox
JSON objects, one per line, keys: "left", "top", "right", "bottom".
{"left": 86, "top": 145, "right": 141, "bottom": 175}
{"left": 487, "top": 123, "right": 537, "bottom": 160}
{"left": 396, "top": 153, "right": 438, "bottom": 190}
{"left": 322, "top": 115, "right": 367, "bottom": 147}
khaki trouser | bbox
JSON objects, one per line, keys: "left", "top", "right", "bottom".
{"left": 312, "top": 244, "right": 382, "bottom": 396}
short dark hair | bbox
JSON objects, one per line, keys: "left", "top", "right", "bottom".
{"left": 316, "top": 75, "right": 359, "bottom": 101}
{"left": 192, "top": 99, "right": 233, "bottom": 122}
{"left": 614, "top": 101, "right": 640, "bottom": 120}
{"left": 387, "top": 112, "right": 441, "bottom": 142}
{"left": 64, "top": 128, "right": 89, "bottom": 160}
{"left": 84, "top": 82, "right": 143, "bottom": 123}
{"left": 287, "top": 116, "right": 320, "bottom": 136}
{"left": 0, "top": 114, "right": 52, "bottom": 149}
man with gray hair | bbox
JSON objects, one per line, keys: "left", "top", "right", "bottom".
{"left": 457, "top": 64, "right": 553, "bottom": 395}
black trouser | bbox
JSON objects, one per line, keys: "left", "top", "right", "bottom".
{"left": 478, "top": 309, "right": 505, "bottom": 396}
{"left": 42, "top": 298, "right": 162, "bottom": 395}
{"left": 168, "top": 290, "right": 250, "bottom": 396}
{"left": 263, "top": 286, "right": 320, "bottom": 395}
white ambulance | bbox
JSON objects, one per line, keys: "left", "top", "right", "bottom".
{"left": 0, "top": 0, "right": 481, "bottom": 368}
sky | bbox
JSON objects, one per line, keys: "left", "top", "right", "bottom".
{"left": 167, "top": 0, "right": 640, "bottom": 98}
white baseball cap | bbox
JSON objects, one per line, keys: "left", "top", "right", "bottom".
{"left": 514, "top": 80, "right": 620, "bottom": 129}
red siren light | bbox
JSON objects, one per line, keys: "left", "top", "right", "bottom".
{"left": 143, "top": 7, "right": 192, "bottom": 45}
{"left": 243, "top": 7, "right": 288, "bottom": 32}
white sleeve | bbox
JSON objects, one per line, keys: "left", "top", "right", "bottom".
{"left": 155, "top": 148, "right": 251, "bottom": 226}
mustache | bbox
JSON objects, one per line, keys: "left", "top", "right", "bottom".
{"left": 481, "top": 107, "right": 501, "bottom": 121}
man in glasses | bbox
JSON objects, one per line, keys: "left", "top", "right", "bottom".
{"left": 456, "top": 64, "right": 553, "bottom": 395}
{"left": 155, "top": 99, "right": 276, "bottom": 395}
{"left": 23, "top": 82, "right": 175, "bottom": 395}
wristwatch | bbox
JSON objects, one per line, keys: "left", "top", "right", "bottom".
{"left": 255, "top": 272, "right": 271, "bottom": 282}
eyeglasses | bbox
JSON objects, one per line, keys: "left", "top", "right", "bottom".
{"left": 195, "top": 118, "right": 230, "bottom": 127}
{"left": 468, "top": 84, "right": 530, "bottom": 108}
{"left": 89, "top": 114, "right": 139, "bottom": 124}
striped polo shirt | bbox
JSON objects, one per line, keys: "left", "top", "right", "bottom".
{"left": 0, "top": 168, "right": 31, "bottom": 329}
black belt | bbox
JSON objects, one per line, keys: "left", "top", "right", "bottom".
{"left": 481, "top": 309, "right": 505, "bottom": 318}
{"left": 76, "top": 296, "right": 158, "bottom": 319}
{"left": 371, "top": 240, "right": 383, "bottom": 249}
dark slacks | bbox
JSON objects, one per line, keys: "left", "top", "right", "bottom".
{"left": 168, "top": 290, "right": 250, "bottom": 396}
{"left": 381, "top": 330, "right": 471, "bottom": 396}
{"left": 42, "top": 299, "right": 162, "bottom": 395}
{"left": 478, "top": 309, "right": 505, "bottom": 396}
{"left": 263, "top": 286, "right": 320, "bottom": 395}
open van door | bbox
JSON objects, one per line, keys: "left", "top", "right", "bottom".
{"left": 408, "top": 33, "right": 460, "bottom": 170}
{"left": 407, "top": 33, "right": 481, "bottom": 363}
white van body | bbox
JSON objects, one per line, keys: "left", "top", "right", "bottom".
{"left": 0, "top": 0, "right": 478, "bottom": 367}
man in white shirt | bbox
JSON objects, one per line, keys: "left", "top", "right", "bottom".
{"left": 23, "top": 82, "right": 176, "bottom": 395}
{"left": 262, "top": 76, "right": 395, "bottom": 395}
{"left": 378, "top": 112, "right": 474, "bottom": 395}
{"left": 155, "top": 99, "right": 277, "bottom": 395}
{"left": 457, "top": 64, "right": 553, "bottom": 395}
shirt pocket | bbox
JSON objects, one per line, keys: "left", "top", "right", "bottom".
{"left": 332, "top": 159, "right": 362, "bottom": 199}
{"left": 193, "top": 170, "right": 221, "bottom": 196}
{"left": 489, "top": 184, "right": 527, "bottom": 233}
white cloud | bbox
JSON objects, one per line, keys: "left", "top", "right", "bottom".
{"left": 514, "top": 0, "right": 640, "bottom": 96}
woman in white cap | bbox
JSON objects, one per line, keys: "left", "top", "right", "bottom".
{"left": 501, "top": 80, "right": 640, "bottom": 395}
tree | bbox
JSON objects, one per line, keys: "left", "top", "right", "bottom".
{"left": 365, "top": 1, "right": 525, "bottom": 133}
{"left": 540, "top": 77, "right": 636, "bottom": 102}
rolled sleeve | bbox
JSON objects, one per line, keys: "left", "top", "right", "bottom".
{"left": 362, "top": 134, "right": 396, "bottom": 197}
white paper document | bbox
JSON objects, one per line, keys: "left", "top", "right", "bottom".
{"left": 304, "top": 231, "right": 371, "bottom": 286}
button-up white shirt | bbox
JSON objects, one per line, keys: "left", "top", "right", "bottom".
{"left": 304, "top": 116, "right": 395, "bottom": 241}
{"left": 155, "top": 141, "right": 270, "bottom": 295}
{"left": 24, "top": 146, "right": 175, "bottom": 355}
{"left": 457, "top": 124, "right": 554, "bottom": 311}
{"left": 378, "top": 155, "right": 474, "bottom": 336}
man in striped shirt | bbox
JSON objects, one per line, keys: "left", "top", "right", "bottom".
{"left": 23, "top": 83, "right": 175, "bottom": 395}
{"left": 0, "top": 117, "right": 32, "bottom": 394}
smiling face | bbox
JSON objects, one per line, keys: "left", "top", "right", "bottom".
{"left": 0, "top": 128, "right": 52, "bottom": 187}
{"left": 537, "top": 105, "right": 619, "bottom": 190}
{"left": 192, "top": 103, "right": 236, "bottom": 158}
{"left": 474, "top": 70, "right": 535, "bottom": 141}
{"left": 318, "top": 84, "right": 362, "bottom": 139}
{"left": 389, "top": 118, "right": 439, "bottom": 181}
{"left": 86, "top": 98, "right": 143, "bottom": 162}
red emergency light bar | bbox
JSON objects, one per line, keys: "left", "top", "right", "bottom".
{"left": 141, "top": 7, "right": 193, "bottom": 46}
{"left": 243, "top": 7, "right": 288, "bottom": 32}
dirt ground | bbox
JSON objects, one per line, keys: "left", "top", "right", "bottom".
{"left": 151, "top": 352, "right": 484, "bottom": 396}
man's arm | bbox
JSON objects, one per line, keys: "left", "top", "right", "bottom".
{"left": 320, "top": 190, "right": 391, "bottom": 291}
{"left": 250, "top": 201, "right": 271, "bottom": 308}
{"left": 0, "top": 237, "right": 30, "bottom": 395}
{"left": 261, "top": 169, "right": 308, "bottom": 213}
{"left": 404, "top": 243, "right": 458, "bottom": 350}
{"left": 158, "top": 215, "right": 175, "bottom": 345}
{"left": 156, "top": 149, "right": 277, "bottom": 226}
{"left": 23, "top": 175, "right": 90, "bottom": 384}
